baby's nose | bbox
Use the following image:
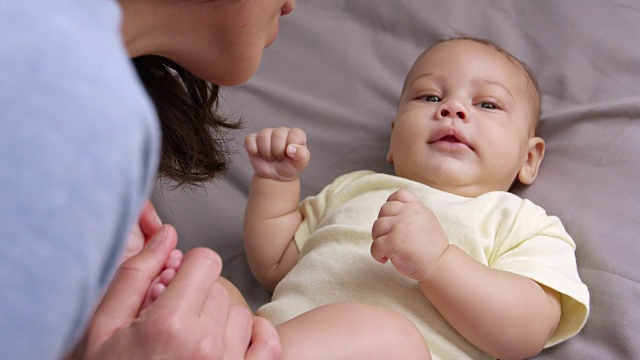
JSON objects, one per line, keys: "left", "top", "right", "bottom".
{"left": 439, "top": 108, "right": 466, "bottom": 120}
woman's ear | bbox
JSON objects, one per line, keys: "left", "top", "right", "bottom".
{"left": 386, "top": 122, "right": 395, "bottom": 164}
{"left": 517, "top": 136, "right": 545, "bottom": 185}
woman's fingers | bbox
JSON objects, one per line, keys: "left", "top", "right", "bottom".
{"left": 138, "top": 199, "right": 163, "bottom": 239}
{"left": 86, "top": 228, "right": 276, "bottom": 360}
{"left": 88, "top": 225, "right": 177, "bottom": 347}
{"left": 246, "top": 316, "right": 283, "bottom": 360}
{"left": 223, "top": 305, "right": 254, "bottom": 358}
{"left": 153, "top": 247, "right": 223, "bottom": 316}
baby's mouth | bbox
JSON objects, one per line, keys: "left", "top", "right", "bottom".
{"left": 438, "top": 135, "right": 461, "bottom": 143}
{"left": 428, "top": 129, "right": 473, "bottom": 151}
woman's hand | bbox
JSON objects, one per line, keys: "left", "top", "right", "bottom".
{"left": 80, "top": 206, "right": 282, "bottom": 359}
{"left": 120, "top": 199, "right": 182, "bottom": 312}
{"left": 121, "top": 199, "right": 163, "bottom": 264}
{"left": 84, "top": 226, "right": 282, "bottom": 359}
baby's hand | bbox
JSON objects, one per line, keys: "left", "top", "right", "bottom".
{"left": 245, "top": 127, "right": 310, "bottom": 181}
{"left": 371, "top": 189, "right": 449, "bottom": 282}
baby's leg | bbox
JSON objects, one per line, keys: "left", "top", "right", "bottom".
{"left": 216, "top": 276, "right": 251, "bottom": 309}
{"left": 275, "top": 303, "right": 431, "bottom": 360}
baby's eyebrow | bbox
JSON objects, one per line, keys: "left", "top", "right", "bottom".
{"left": 405, "top": 72, "right": 443, "bottom": 90}
{"left": 472, "top": 78, "right": 515, "bottom": 101}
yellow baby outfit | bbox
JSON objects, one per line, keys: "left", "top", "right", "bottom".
{"left": 257, "top": 170, "right": 589, "bottom": 359}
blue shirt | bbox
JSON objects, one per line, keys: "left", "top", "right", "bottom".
{"left": 0, "top": 1, "right": 160, "bottom": 358}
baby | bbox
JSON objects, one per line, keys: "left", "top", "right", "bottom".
{"left": 243, "top": 37, "right": 589, "bottom": 359}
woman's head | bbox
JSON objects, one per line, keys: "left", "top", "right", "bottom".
{"left": 121, "top": 0, "right": 296, "bottom": 85}
{"left": 119, "top": 0, "right": 295, "bottom": 185}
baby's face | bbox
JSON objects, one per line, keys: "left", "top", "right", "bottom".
{"left": 387, "top": 39, "right": 542, "bottom": 197}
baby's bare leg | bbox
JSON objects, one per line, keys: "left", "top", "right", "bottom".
{"left": 217, "top": 276, "right": 251, "bottom": 309}
{"left": 276, "top": 303, "right": 431, "bottom": 360}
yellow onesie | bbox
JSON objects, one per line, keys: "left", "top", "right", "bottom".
{"left": 257, "top": 170, "right": 589, "bottom": 360}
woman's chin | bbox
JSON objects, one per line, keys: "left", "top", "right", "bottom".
{"left": 266, "top": 22, "right": 279, "bottom": 48}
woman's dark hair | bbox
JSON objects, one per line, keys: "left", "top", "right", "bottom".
{"left": 133, "top": 55, "right": 241, "bottom": 187}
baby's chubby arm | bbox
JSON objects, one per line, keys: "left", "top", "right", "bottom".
{"left": 243, "top": 127, "right": 310, "bottom": 291}
{"left": 371, "top": 189, "right": 561, "bottom": 360}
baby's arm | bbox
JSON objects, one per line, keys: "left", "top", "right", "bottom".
{"left": 422, "top": 247, "right": 561, "bottom": 359}
{"left": 371, "top": 190, "right": 561, "bottom": 359}
{"left": 244, "top": 127, "right": 310, "bottom": 291}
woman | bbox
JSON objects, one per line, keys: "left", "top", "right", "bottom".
{"left": 1, "top": 0, "right": 294, "bottom": 359}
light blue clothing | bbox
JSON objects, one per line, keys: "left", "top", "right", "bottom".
{"left": 0, "top": 1, "right": 160, "bottom": 359}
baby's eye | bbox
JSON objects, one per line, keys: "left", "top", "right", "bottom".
{"left": 421, "top": 95, "right": 441, "bottom": 102}
{"left": 478, "top": 102, "right": 497, "bottom": 109}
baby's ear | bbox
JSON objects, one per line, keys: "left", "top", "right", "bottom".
{"left": 517, "top": 136, "right": 545, "bottom": 185}
{"left": 386, "top": 122, "right": 395, "bottom": 164}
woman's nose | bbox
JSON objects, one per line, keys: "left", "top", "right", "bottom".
{"left": 436, "top": 100, "right": 468, "bottom": 122}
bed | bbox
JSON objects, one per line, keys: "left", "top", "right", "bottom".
{"left": 152, "top": 1, "right": 640, "bottom": 358}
